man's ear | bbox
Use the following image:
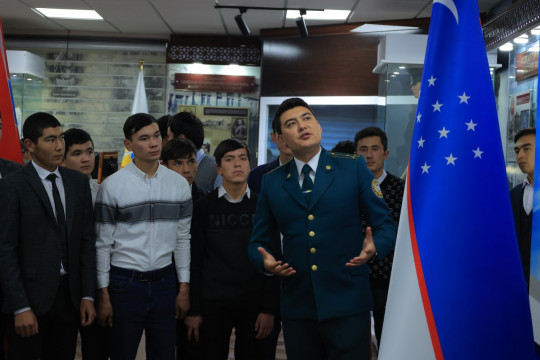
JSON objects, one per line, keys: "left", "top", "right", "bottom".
{"left": 124, "top": 139, "right": 132, "bottom": 152}
{"left": 216, "top": 165, "right": 222, "bottom": 176}
{"left": 24, "top": 139, "right": 35, "bottom": 154}
{"left": 384, "top": 150, "right": 390, "bottom": 161}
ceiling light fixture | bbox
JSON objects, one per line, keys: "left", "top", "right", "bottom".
{"left": 286, "top": 9, "right": 350, "bottom": 20}
{"left": 296, "top": 10, "right": 308, "bottom": 38}
{"left": 234, "top": 8, "right": 250, "bottom": 36}
{"left": 499, "top": 42, "right": 513, "bottom": 51}
{"left": 215, "top": 4, "right": 325, "bottom": 37}
{"left": 33, "top": 8, "right": 103, "bottom": 20}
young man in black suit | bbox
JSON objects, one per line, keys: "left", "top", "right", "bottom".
{"left": 0, "top": 112, "right": 96, "bottom": 360}
{"left": 510, "top": 127, "right": 536, "bottom": 287}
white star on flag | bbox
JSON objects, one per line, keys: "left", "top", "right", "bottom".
{"left": 417, "top": 113, "right": 422, "bottom": 123}
{"left": 432, "top": 100, "right": 443, "bottom": 112}
{"left": 421, "top": 162, "right": 431, "bottom": 174}
{"left": 458, "top": 92, "right": 470, "bottom": 104}
{"left": 438, "top": 127, "right": 450, "bottom": 138}
{"left": 473, "top": 147, "right": 483, "bottom": 159}
{"left": 445, "top": 153, "right": 458, "bottom": 165}
{"left": 428, "top": 75, "right": 437, "bottom": 86}
{"left": 418, "top": 137, "right": 426, "bottom": 148}
{"left": 466, "top": 119, "right": 477, "bottom": 131}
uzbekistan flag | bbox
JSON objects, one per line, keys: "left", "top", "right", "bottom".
{"left": 531, "top": 56, "right": 540, "bottom": 353}
{"left": 121, "top": 61, "right": 148, "bottom": 168}
{"left": 378, "top": 0, "right": 537, "bottom": 359}
{"left": 0, "top": 17, "right": 22, "bottom": 164}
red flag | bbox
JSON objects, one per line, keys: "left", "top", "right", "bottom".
{"left": 0, "top": 17, "right": 22, "bottom": 164}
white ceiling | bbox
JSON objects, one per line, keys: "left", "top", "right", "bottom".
{"left": 0, "top": 0, "right": 503, "bottom": 38}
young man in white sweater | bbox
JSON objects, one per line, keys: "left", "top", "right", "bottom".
{"left": 95, "top": 113, "right": 192, "bottom": 359}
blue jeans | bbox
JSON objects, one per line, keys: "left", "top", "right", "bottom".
{"left": 108, "top": 264, "right": 177, "bottom": 360}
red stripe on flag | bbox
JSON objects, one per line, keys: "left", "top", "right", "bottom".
{"left": 0, "top": 17, "right": 23, "bottom": 164}
{"left": 407, "top": 169, "right": 444, "bottom": 360}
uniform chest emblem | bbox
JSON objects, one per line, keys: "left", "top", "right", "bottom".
{"left": 372, "top": 179, "right": 383, "bottom": 198}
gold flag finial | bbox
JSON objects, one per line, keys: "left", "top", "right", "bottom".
{"left": 139, "top": 59, "right": 144, "bottom": 71}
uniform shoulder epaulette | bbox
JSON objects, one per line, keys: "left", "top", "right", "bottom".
{"left": 266, "top": 160, "right": 290, "bottom": 175}
{"left": 329, "top": 152, "right": 359, "bottom": 159}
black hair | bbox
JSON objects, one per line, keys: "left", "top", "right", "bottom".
{"left": 123, "top": 113, "right": 156, "bottom": 141}
{"left": 169, "top": 112, "right": 204, "bottom": 149}
{"left": 156, "top": 115, "right": 171, "bottom": 139}
{"left": 272, "top": 97, "right": 314, "bottom": 134}
{"left": 23, "top": 112, "right": 62, "bottom": 143}
{"left": 63, "top": 128, "right": 94, "bottom": 158}
{"left": 214, "top": 138, "right": 250, "bottom": 166}
{"left": 514, "top": 127, "right": 536, "bottom": 143}
{"left": 354, "top": 127, "right": 388, "bottom": 151}
{"left": 161, "top": 138, "right": 197, "bottom": 165}
{"left": 331, "top": 140, "right": 355, "bottom": 154}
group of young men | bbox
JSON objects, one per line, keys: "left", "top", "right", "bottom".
{"left": 0, "top": 97, "right": 533, "bottom": 360}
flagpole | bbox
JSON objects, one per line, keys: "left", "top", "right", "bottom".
{"left": 121, "top": 60, "right": 148, "bottom": 168}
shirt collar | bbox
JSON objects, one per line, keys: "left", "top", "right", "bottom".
{"left": 294, "top": 147, "right": 322, "bottom": 178}
{"left": 32, "top": 161, "right": 61, "bottom": 180}
{"left": 523, "top": 177, "right": 533, "bottom": 188}
{"left": 377, "top": 170, "right": 388, "bottom": 184}
{"left": 196, "top": 148, "right": 205, "bottom": 164}
{"left": 218, "top": 185, "right": 251, "bottom": 203}
{"left": 127, "top": 160, "right": 162, "bottom": 180}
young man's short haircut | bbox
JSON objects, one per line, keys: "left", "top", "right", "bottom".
{"left": 514, "top": 127, "right": 536, "bottom": 143}
{"left": 161, "top": 138, "right": 197, "bottom": 164}
{"left": 63, "top": 128, "right": 94, "bottom": 158}
{"left": 156, "top": 115, "right": 171, "bottom": 139}
{"left": 23, "top": 112, "right": 62, "bottom": 143}
{"left": 354, "top": 127, "right": 388, "bottom": 151}
{"left": 123, "top": 113, "right": 157, "bottom": 141}
{"left": 169, "top": 112, "right": 204, "bottom": 149}
{"left": 272, "top": 98, "right": 314, "bottom": 135}
{"left": 214, "top": 138, "right": 250, "bottom": 166}
{"left": 332, "top": 140, "right": 355, "bottom": 154}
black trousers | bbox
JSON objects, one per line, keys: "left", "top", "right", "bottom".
{"left": 282, "top": 312, "right": 371, "bottom": 360}
{"left": 6, "top": 277, "right": 80, "bottom": 360}
{"left": 371, "top": 285, "right": 389, "bottom": 347}
{"left": 200, "top": 298, "right": 265, "bottom": 360}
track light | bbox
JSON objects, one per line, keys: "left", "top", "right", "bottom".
{"left": 235, "top": 8, "right": 250, "bottom": 36}
{"left": 296, "top": 9, "right": 308, "bottom": 38}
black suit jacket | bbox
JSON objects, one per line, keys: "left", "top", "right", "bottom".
{"left": 0, "top": 163, "right": 96, "bottom": 316}
{"left": 247, "top": 158, "right": 280, "bottom": 194}
{"left": 510, "top": 184, "right": 531, "bottom": 283}
{"left": 0, "top": 158, "right": 22, "bottom": 178}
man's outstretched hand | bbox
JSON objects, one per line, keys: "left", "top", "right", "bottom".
{"left": 346, "top": 227, "right": 377, "bottom": 267}
{"left": 258, "top": 247, "right": 296, "bottom": 276}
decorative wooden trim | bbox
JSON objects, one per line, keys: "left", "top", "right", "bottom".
{"left": 483, "top": 0, "right": 540, "bottom": 50}
{"left": 167, "top": 35, "right": 261, "bottom": 66}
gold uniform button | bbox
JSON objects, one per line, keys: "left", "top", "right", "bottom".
{"left": 308, "top": 214, "right": 314, "bottom": 221}
{"left": 309, "top": 231, "right": 315, "bottom": 237}
{"left": 312, "top": 265, "right": 318, "bottom": 271}
{"left": 310, "top": 248, "right": 316, "bottom": 254}
{"left": 326, "top": 165, "right": 331, "bottom": 170}
{"left": 287, "top": 173, "right": 291, "bottom": 179}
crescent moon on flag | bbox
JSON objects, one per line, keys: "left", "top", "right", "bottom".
{"left": 433, "top": 0, "right": 459, "bottom": 24}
